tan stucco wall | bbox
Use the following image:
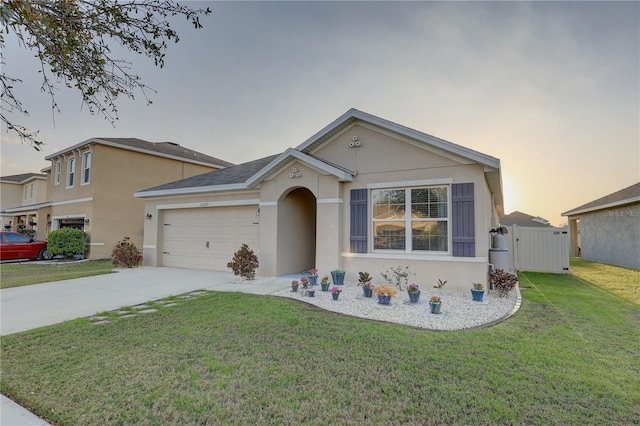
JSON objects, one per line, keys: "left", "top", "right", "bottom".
{"left": 45, "top": 143, "right": 219, "bottom": 259}
{"left": 0, "top": 183, "right": 22, "bottom": 211}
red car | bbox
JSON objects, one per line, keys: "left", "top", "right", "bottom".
{"left": 0, "top": 232, "right": 53, "bottom": 261}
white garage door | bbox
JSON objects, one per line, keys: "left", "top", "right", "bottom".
{"left": 161, "top": 206, "right": 259, "bottom": 271}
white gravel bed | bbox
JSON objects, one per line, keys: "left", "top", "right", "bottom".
{"left": 271, "top": 281, "right": 519, "bottom": 331}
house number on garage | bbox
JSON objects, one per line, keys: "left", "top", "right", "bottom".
{"left": 199, "top": 202, "right": 209, "bottom": 207}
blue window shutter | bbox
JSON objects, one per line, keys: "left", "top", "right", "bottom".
{"left": 350, "top": 189, "right": 368, "bottom": 253}
{"left": 452, "top": 183, "right": 475, "bottom": 257}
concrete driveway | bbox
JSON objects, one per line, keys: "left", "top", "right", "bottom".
{"left": 1, "top": 266, "right": 290, "bottom": 336}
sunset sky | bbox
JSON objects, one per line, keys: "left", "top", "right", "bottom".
{"left": 1, "top": 1, "right": 638, "bottom": 226}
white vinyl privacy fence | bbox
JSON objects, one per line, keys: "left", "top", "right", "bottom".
{"left": 506, "top": 225, "right": 570, "bottom": 273}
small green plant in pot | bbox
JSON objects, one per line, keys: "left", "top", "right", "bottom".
{"left": 358, "top": 272, "right": 374, "bottom": 297}
{"left": 320, "top": 276, "right": 330, "bottom": 291}
{"left": 471, "top": 282, "right": 485, "bottom": 301}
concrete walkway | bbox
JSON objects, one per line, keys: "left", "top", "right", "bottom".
{"left": 1, "top": 267, "right": 291, "bottom": 425}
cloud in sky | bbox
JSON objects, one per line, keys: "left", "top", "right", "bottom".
{"left": 1, "top": 1, "right": 638, "bottom": 226}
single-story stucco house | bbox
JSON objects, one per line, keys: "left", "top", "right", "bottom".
{"left": 562, "top": 182, "right": 640, "bottom": 270}
{"left": 135, "top": 109, "right": 505, "bottom": 291}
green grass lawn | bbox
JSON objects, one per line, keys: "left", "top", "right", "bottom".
{"left": 1, "top": 260, "right": 638, "bottom": 425}
{"left": 0, "top": 259, "right": 114, "bottom": 289}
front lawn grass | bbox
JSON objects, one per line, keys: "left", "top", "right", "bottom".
{"left": 1, "top": 267, "right": 639, "bottom": 425}
{"left": 0, "top": 259, "right": 114, "bottom": 289}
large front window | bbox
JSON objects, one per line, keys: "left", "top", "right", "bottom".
{"left": 372, "top": 186, "right": 449, "bottom": 252}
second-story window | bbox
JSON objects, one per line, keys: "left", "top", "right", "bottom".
{"left": 55, "top": 161, "right": 61, "bottom": 185}
{"left": 67, "top": 157, "right": 75, "bottom": 188}
{"left": 81, "top": 152, "right": 91, "bottom": 185}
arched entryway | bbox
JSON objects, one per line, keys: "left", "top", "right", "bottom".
{"left": 276, "top": 187, "right": 317, "bottom": 275}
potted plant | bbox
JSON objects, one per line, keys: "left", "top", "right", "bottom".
{"left": 331, "top": 269, "right": 345, "bottom": 286}
{"left": 358, "top": 272, "right": 374, "bottom": 297}
{"left": 305, "top": 288, "right": 316, "bottom": 297}
{"left": 373, "top": 284, "right": 397, "bottom": 305}
{"left": 307, "top": 268, "right": 318, "bottom": 286}
{"left": 320, "top": 276, "right": 331, "bottom": 291}
{"left": 471, "top": 282, "right": 485, "bottom": 301}
{"left": 429, "top": 295, "right": 442, "bottom": 314}
{"left": 406, "top": 283, "right": 421, "bottom": 303}
{"left": 291, "top": 280, "right": 299, "bottom": 292}
{"left": 330, "top": 286, "right": 342, "bottom": 301}
{"left": 300, "top": 276, "right": 310, "bottom": 289}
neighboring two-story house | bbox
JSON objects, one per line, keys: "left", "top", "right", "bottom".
{"left": 4, "top": 138, "right": 233, "bottom": 259}
{"left": 1, "top": 173, "right": 48, "bottom": 232}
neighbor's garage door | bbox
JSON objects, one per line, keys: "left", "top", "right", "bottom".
{"left": 161, "top": 206, "right": 259, "bottom": 271}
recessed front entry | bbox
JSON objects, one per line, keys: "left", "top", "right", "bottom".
{"left": 276, "top": 188, "right": 317, "bottom": 275}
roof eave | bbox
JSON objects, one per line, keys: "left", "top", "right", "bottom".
{"left": 134, "top": 183, "right": 252, "bottom": 199}
{"left": 296, "top": 108, "right": 501, "bottom": 169}
{"left": 45, "top": 138, "right": 230, "bottom": 169}
{"left": 245, "top": 148, "right": 354, "bottom": 188}
{"left": 562, "top": 196, "right": 640, "bottom": 217}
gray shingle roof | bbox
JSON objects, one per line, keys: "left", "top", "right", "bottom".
{"left": 45, "top": 137, "right": 235, "bottom": 168}
{"left": 141, "top": 154, "right": 280, "bottom": 193}
{"left": 562, "top": 182, "right": 640, "bottom": 216}
{"left": 0, "top": 173, "right": 47, "bottom": 183}
{"left": 501, "top": 211, "right": 550, "bottom": 227}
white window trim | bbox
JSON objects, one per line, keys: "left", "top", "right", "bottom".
{"left": 371, "top": 185, "right": 451, "bottom": 255}
{"left": 66, "top": 157, "right": 76, "bottom": 188}
{"left": 54, "top": 161, "right": 61, "bottom": 185}
{"left": 81, "top": 151, "right": 91, "bottom": 185}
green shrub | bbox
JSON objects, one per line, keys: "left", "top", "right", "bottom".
{"left": 112, "top": 237, "right": 142, "bottom": 268}
{"left": 19, "top": 229, "right": 36, "bottom": 238}
{"left": 47, "top": 228, "right": 87, "bottom": 257}
{"left": 227, "top": 243, "right": 259, "bottom": 280}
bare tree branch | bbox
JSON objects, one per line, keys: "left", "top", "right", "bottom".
{"left": 0, "top": 0, "right": 211, "bottom": 150}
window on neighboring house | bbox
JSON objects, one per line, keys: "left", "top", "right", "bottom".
{"left": 24, "top": 186, "right": 28, "bottom": 200}
{"left": 29, "top": 183, "right": 34, "bottom": 199}
{"left": 372, "top": 186, "right": 449, "bottom": 252}
{"left": 55, "top": 161, "right": 61, "bottom": 185}
{"left": 67, "top": 157, "right": 75, "bottom": 188}
{"left": 81, "top": 152, "right": 91, "bottom": 185}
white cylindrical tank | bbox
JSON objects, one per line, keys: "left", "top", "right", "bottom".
{"left": 492, "top": 233, "right": 508, "bottom": 250}
{"left": 489, "top": 249, "right": 509, "bottom": 271}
